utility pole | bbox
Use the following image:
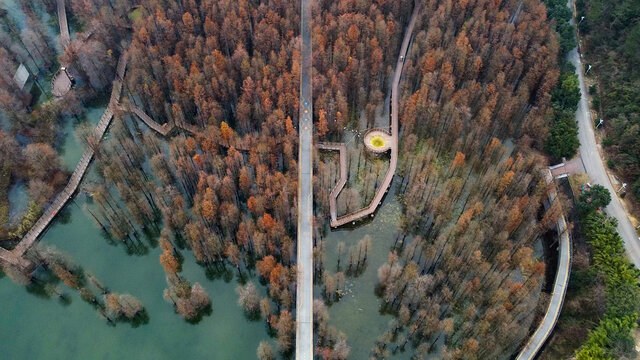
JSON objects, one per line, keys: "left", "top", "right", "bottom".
{"left": 596, "top": 118, "right": 604, "bottom": 128}
{"left": 617, "top": 183, "right": 627, "bottom": 193}
{"left": 578, "top": 16, "right": 585, "bottom": 25}
{"left": 585, "top": 64, "right": 592, "bottom": 75}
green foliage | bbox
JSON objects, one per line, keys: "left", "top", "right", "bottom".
{"left": 552, "top": 72, "right": 581, "bottom": 111}
{"left": 606, "top": 159, "right": 615, "bottom": 169}
{"left": 544, "top": 0, "right": 577, "bottom": 58}
{"left": 577, "top": 0, "right": 640, "bottom": 196}
{"left": 575, "top": 209, "right": 640, "bottom": 358}
{"left": 546, "top": 110, "right": 580, "bottom": 161}
{"left": 543, "top": 0, "right": 581, "bottom": 161}
{"left": 9, "top": 201, "right": 42, "bottom": 239}
{"left": 576, "top": 315, "right": 636, "bottom": 360}
{"left": 577, "top": 184, "right": 611, "bottom": 214}
{"left": 633, "top": 179, "right": 640, "bottom": 200}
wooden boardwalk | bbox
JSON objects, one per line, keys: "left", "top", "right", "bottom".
{"left": 125, "top": 105, "right": 256, "bottom": 151}
{"left": 316, "top": 143, "right": 347, "bottom": 225}
{"left": 128, "top": 106, "right": 174, "bottom": 136}
{"left": 516, "top": 170, "right": 572, "bottom": 359}
{"left": 3, "top": 52, "right": 128, "bottom": 267}
{"left": 126, "top": 105, "right": 200, "bottom": 136}
{"left": 57, "top": 0, "right": 70, "bottom": 49}
{"left": 320, "top": 4, "right": 419, "bottom": 228}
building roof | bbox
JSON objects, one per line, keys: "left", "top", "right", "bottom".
{"left": 13, "top": 64, "right": 29, "bottom": 90}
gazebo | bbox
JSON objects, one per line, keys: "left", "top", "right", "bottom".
{"left": 52, "top": 66, "right": 73, "bottom": 97}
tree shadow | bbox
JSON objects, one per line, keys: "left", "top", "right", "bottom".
{"left": 141, "top": 225, "right": 160, "bottom": 248}
{"left": 242, "top": 309, "right": 261, "bottom": 322}
{"left": 55, "top": 206, "right": 73, "bottom": 225}
{"left": 185, "top": 303, "right": 213, "bottom": 325}
{"left": 126, "top": 309, "right": 150, "bottom": 328}
{"left": 124, "top": 242, "right": 149, "bottom": 256}
{"left": 204, "top": 263, "right": 233, "bottom": 282}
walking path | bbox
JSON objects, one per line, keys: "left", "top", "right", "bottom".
{"left": 295, "top": 0, "right": 313, "bottom": 356}
{"left": 57, "top": 0, "right": 70, "bottom": 49}
{"left": 516, "top": 170, "right": 572, "bottom": 360}
{"left": 127, "top": 105, "right": 175, "bottom": 136}
{"left": 316, "top": 143, "right": 347, "bottom": 224}
{"left": 570, "top": 48, "right": 640, "bottom": 267}
{"left": 124, "top": 105, "right": 251, "bottom": 150}
{"left": 319, "top": 3, "right": 419, "bottom": 228}
{"left": 1, "top": 52, "right": 128, "bottom": 268}
{"left": 51, "top": 0, "right": 72, "bottom": 97}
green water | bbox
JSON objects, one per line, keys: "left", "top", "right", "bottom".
{"left": 58, "top": 107, "right": 104, "bottom": 170}
{"left": 320, "top": 187, "right": 411, "bottom": 359}
{"left": 0, "top": 190, "right": 272, "bottom": 359}
{"left": 2, "top": 103, "right": 271, "bottom": 359}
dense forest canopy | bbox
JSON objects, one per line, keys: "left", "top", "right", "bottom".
{"left": 0, "top": 0, "right": 583, "bottom": 357}
{"left": 312, "top": 0, "right": 563, "bottom": 358}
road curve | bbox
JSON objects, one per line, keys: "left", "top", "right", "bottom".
{"left": 516, "top": 170, "right": 571, "bottom": 360}
{"left": 518, "top": 1, "right": 640, "bottom": 355}
{"left": 295, "top": 0, "right": 313, "bottom": 357}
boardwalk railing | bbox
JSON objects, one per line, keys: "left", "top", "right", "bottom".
{"left": 57, "top": 0, "right": 70, "bottom": 49}
{"left": 319, "top": 5, "right": 418, "bottom": 228}
{"left": 6, "top": 52, "right": 129, "bottom": 264}
{"left": 126, "top": 105, "right": 253, "bottom": 150}
{"left": 317, "top": 143, "right": 347, "bottom": 224}
{"left": 516, "top": 170, "right": 572, "bottom": 360}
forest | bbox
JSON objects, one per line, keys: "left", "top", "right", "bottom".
{"left": 0, "top": 0, "right": 598, "bottom": 358}
{"left": 313, "top": 0, "right": 568, "bottom": 357}
{"left": 0, "top": 0, "right": 127, "bottom": 246}
{"left": 576, "top": 0, "right": 640, "bottom": 202}
{"left": 543, "top": 0, "right": 580, "bottom": 162}
{"left": 574, "top": 185, "right": 640, "bottom": 359}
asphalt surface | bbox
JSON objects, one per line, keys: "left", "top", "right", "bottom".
{"left": 570, "top": 48, "right": 640, "bottom": 268}
{"left": 519, "top": 6, "right": 640, "bottom": 357}
{"left": 295, "top": 0, "right": 313, "bottom": 357}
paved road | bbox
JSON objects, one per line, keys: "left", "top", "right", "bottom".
{"left": 295, "top": 0, "right": 313, "bottom": 357}
{"left": 570, "top": 47, "right": 640, "bottom": 267}
{"left": 516, "top": 170, "right": 571, "bottom": 360}
{"left": 516, "top": 3, "right": 640, "bottom": 356}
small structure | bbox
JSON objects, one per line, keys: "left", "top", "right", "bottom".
{"left": 52, "top": 66, "right": 74, "bottom": 97}
{"left": 12, "top": 64, "right": 32, "bottom": 91}
{"left": 363, "top": 128, "right": 392, "bottom": 153}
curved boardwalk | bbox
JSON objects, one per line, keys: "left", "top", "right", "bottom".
{"left": 126, "top": 105, "right": 200, "bottom": 136}
{"left": 57, "top": 0, "right": 70, "bottom": 49}
{"left": 125, "top": 105, "right": 252, "bottom": 151}
{"left": 316, "top": 143, "right": 347, "bottom": 224}
{"left": 516, "top": 170, "right": 572, "bottom": 360}
{"left": 5, "top": 52, "right": 128, "bottom": 266}
{"left": 321, "top": 3, "right": 419, "bottom": 228}
{"left": 128, "top": 105, "right": 174, "bottom": 136}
